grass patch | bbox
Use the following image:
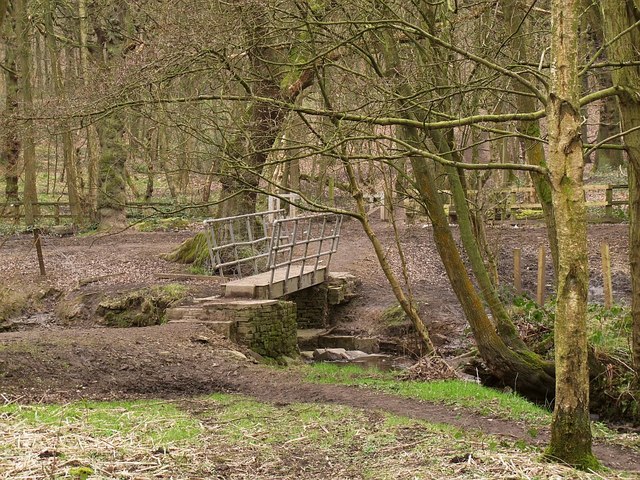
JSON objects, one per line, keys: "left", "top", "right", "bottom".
{"left": 1, "top": 399, "right": 201, "bottom": 446}
{"left": 587, "top": 303, "right": 631, "bottom": 353}
{"left": 304, "top": 363, "right": 549, "bottom": 425}
{"left": 0, "top": 394, "right": 636, "bottom": 478}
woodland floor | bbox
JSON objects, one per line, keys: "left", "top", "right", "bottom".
{"left": 0, "top": 218, "right": 638, "bottom": 474}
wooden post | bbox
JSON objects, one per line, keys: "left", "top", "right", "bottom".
{"left": 600, "top": 242, "right": 613, "bottom": 309}
{"left": 605, "top": 185, "right": 613, "bottom": 217}
{"left": 380, "top": 192, "right": 387, "bottom": 221}
{"left": 54, "top": 203, "right": 60, "bottom": 225}
{"left": 328, "top": 177, "right": 335, "bottom": 207}
{"left": 33, "top": 228, "right": 46, "bottom": 276}
{"left": 537, "top": 246, "right": 546, "bottom": 305}
{"left": 513, "top": 248, "right": 522, "bottom": 294}
{"left": 508, "top": 190, "right": 516, "bottom": 219}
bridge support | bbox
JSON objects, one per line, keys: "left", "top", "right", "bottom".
{"left": 167, "top": 272, "right": 359, "bottom": 359}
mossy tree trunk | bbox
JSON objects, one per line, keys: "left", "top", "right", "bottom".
{"left": 2, "top": 50, "right": 20, "bottom": 218}
{"left": 97, "top": 114, "right": 128, "bottom": 231}
{"left": 545, "top": 0, "right": 596, "bottom": 468}
{"left": 407, "top": 133, "right": 555, "bottom": 400}
{"left": 599, "top": 0, "right": 640, "bottom": 376}
{"left": 89, "top": 2, "right": 135, "bottom": 231}
{"left": 15, "top": 0, "right": 38, "bottom": 226}
{"left": 504, "top": 0, "right": 559, "bottom": 278}
{"left": 374, "top": 3, "right": 552, "bottom": 395}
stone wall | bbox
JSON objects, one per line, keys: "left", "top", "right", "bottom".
{"left": 236, "top": 301, "right": 297, "bottom": 358}
{"left": 287, "top": 272, "right": 360, "bottom": 329}
{"left": 287, "top": 284, "right": 328, "bottom": 329}
{"left": 168, "top": 299, "right": 298, "bottom": 358}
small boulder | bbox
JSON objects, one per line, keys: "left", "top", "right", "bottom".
{"left": 313, "top": 348, "right": 348, "bottom": 361}
{"left": 342, "top": 350, "right": 369, "bottom": 361}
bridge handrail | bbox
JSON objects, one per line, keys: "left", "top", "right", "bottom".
{"left": 267, "top": 213, "right": 343, "bottom": 295}
{"left": 203, "top": 209, "right": 284, "bottom": 277}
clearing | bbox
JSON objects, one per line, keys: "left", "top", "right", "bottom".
{"left": 1, "top": 219, "right": 638, "bottom": 479}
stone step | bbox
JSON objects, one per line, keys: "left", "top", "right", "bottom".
{"left": 169, "top": 316, "right": 237, "bottom": 339}
{"left": 317, "top": 334, "right": 379, "bottom": 353}
{"left": 297, "top": 328, "right": 332, "bottom": 350}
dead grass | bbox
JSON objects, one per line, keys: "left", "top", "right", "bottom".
{"left": 1, "top": 395, "right": 636, "bottom": 480}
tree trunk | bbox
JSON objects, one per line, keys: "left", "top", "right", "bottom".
{"left": 545, "top": 0, "right": 596, "bottom": 468}
{"left": 97, "top": 114, "right": 128, "bottom": 231}
{"left": 504, "top": 0, "right": 559, "bottom": 278}
{"left": 215, "top": 3, "right": 314, "bottom": 217}
{"left": 594, "top": 81, "right": 624, "bottom": 172}
{"left": 405, "top": 127, "right": 555, "bottom": 401}
{"left": 599, "top": 0, "right": 640, "bottom": 377}
{"left": 15, "top": 0, "right": 37, "bottom": 225}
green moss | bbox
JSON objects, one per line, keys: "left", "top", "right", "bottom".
{"left": 163, "top": 232, "right": 210, "bottom": 267}
{"left": 513, "top": 208, "right": 544, "bottom": 219}
{"left": 133, "top": 217, "right": 191, "bottom": 232}
{"left": 69, "top": 466, "right": 94, "bottom": 480}
{"left": 97, "top": 284, "right": 187, "bottom": 327}
{"left": 543, "top": 447, "right": 601, "bottom": 471}
{"left": 381, "top": 304, "right": 409, "bottom": 327}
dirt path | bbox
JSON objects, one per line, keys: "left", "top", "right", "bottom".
{"left": 0, "top": 323, "right": 637, "bottom": 472}
{"left": 0, "top": 222, "right": 637, "bottom": 473}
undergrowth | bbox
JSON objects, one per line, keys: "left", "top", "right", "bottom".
{"left": 508, "top": 295, "right": 639, "bottom": 423}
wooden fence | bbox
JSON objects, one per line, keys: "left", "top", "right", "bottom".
{"left": 0, "top": 183, "right": 630, "bottom": 225}
{"left": 444, "top": 183, "right": 628, "bottom": 220}
{"left": 500, "top": 184, "right": 628, "bottom": 217}
{"left": 0, "top": 201, "right": 175, "bottom": 224}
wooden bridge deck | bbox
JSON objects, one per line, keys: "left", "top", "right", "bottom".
{"left": 223, "top": 266, "right": 327, "bottom": 299}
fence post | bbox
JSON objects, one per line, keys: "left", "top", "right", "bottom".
{"left": 605, "top": 185, "right": 613, "bottom": 217}
{"left": 600, "top": 242, "right": 613, "bottom": 309}
{"left": 513, "top": 248, "right": 522, "bottom": 294}
{"left": 537, "top": 246, "right": 546, "bottom": 305}
{"left": 380, "top": 192, "right": 387, "bottom": 221}
{"left": 54, "top": 203, "right": 60, "bottom": 225}
{"left": 328, "top": 177, "right": 335, "bottom": 207}
{"left": 33, "top": 228, "right": 46, "bottom": 276}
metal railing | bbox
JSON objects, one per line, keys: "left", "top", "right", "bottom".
{"left": 266, "top": 213, "right": 343, "bottom": 295}
{"left": 203, "top": 210, "right": 284, "bottom": 278}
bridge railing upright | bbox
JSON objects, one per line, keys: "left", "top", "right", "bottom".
{"left": 266, "top": 213, "right": 343, "bottom": 294}
{"left": 203, "top": 209, "right": 284, "bottom": 278}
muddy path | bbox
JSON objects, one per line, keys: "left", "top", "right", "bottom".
{"left": 0, "top": 323, "right": 637, "bottom": 472}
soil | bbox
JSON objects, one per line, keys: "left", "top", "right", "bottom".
{"left": 0, "top": 219, "right": 637, "bottom": 471}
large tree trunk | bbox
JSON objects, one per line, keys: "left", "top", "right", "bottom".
{"left": 404, "top": 127, "right": 555, "bottom": 401}
{"left": 15, "top": 0, "right": 37, "bottom": 225}
{"left": 96, "top": 114, "right": 128, "bottom": 231}
{"left": 545, "top": 0, "right": 596, "bottom": 468}
{"left": 599, "top": 0, "right": 640, "bottom": 377}
{"left": 216, "top": 2, "right": 314, "bottom": 218}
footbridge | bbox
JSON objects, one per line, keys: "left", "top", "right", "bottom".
{"left": 203, "top": 210, "right": 343, "bottom": 299}
{"left": 167, "top": 209, "right": 355, "bottom": 359}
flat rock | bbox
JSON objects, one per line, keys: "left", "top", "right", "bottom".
{"left": 313, "top": 348, "right": 348, "bottom": 361}
{"left": 342, "top": 350, "right": 369, "bottom": 361}
{"left": 313, "top": 348, "right": 374, "bottom": 362}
